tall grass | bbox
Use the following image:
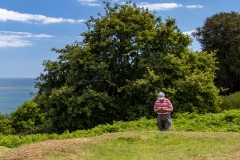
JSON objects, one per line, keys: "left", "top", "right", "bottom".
{"left": 173, "top": 109, "right": 240, "bottom": 132}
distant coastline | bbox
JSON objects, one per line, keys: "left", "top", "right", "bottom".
{"left": 0, "top": 78, "right": 38, "bottom": 114}
{"left": 0, "top": 78, "right": 36, "bottom": 87}
{"left": 0, "top": 86, "right": 35, "bottom": 88}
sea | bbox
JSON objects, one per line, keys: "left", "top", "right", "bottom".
{"left": 0, "top": 78, "right": 38, "bottom": 115}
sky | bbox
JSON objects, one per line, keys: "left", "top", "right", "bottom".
{"left": 0, "top": 0, "right": 240, "bottom": 78}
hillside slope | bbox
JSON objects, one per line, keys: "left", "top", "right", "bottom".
{"left": 1, "top": 131, "right": 240, "bottom": 160}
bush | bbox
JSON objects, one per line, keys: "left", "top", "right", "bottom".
{"left": 172, "top": 109, "right": 240, "bottom": 132}
{"left": 220, "top": 91, "right": 240, "bottom": 110}
{"left": 0, "top": 113, "right": 15, "bottom": 135}
{"left": 10, "top": 100, "right": 45, "bottom": 134}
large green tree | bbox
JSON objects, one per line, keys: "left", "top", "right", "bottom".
{"left": 34, "top": 1, "right": 221, "bottom": 133}
{"left": 192, "top": 11, "right": 240, "bottom": 94}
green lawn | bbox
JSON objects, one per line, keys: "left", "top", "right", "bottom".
{"left": 2, "top": 131, "right": 240, "bottom": 160}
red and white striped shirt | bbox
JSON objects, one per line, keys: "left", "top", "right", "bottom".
{"left": 154, "top": 98, "right": 173, "bottom": 115}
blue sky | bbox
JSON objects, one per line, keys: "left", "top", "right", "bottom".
{"left": 0, "top": 0, "right": 240, "bottom": 78}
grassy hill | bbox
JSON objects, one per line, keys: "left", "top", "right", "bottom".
{"left": 1, "top": 109, "right": 240, "bottom": 159}
{"left": 1, "top": 131, "right": 240, "bottom": 160}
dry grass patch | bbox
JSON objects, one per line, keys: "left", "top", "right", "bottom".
{"left": 0, "top": 146, "right": 12, "bottom": 157}
{"left": 2, "top": 138, "right": 89, "bottom": 160}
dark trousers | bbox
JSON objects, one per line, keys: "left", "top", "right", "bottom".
{"left": 157, "top": 114, "right": 172, "bottom": 131}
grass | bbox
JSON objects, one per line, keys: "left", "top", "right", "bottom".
{"left": 0, "top": 147, "right": 11, "bottom": 158}
{"left": 1, "top": 109, "right": 240, "bottom": 159}
{"left": 2, "top": 109, "right": 240, "bottom": 149}
{"left": 2, "top": 131, "right": 240, "bottom": 160}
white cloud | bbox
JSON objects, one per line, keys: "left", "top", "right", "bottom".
{"left": 78, "top": 0, "right": 101, "bottom": 6}
{"left": 0, "top": 31, "right": 53, "bottom": 47}
{"left": 186, "top": 5, "right": 203, "bottom": 9}
{"left": 0, "top": 8, "right": 85, "bottom": 24}
{"left": 138, "top": 2, "right": 182, "bottom": 11}
{"left": 183, "top": 30, "right": 195, "bottom": 37}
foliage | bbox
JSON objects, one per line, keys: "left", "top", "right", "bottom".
{"left": 220, "top": 91, "right": 240, "bottom": 110}
{"left": 143, "top": 51, "right": 222, "bottom": 113}
{"left": 34, "top": 1, "right": 221, "bottom": 133}
{"left": 0, "top": 113, "right": 15, "bottom": 135}
{"left": 192, "top": 11, "right": 240, "bottom": 94}
{"left": 173, "top": 109, "right": 240, "bottom": 132}
{"left": 1, "top": 110, "right": 240, "bottom": 148}
{"left": 10, "top": 100, "right": 45, "bottom": 134}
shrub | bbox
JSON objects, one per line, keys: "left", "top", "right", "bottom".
{"left": 0, "top": 113, "right": 15, "bottom": 135}
{"left": 10, "top": 100, "right": 45, "bottom": 134}
{"left": 220, "top": 91, "right": 240, "bottom": 110}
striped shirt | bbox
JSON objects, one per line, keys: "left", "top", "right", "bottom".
{"left": 154, "top": 98, "right": 173, "bottom": 115}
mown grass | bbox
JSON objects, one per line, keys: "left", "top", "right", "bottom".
{"left": 75, "top": 132, "right": 240, "bottom": 160}
{"left": 2, "top": 131, "right": 240, "bottom": 160}
{"left": 0, "top": 146, "right": 11, "bottom": 158}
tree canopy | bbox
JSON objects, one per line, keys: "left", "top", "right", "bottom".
{"left": 192, "top": 11, "right": 240, "bottom": 94}
{"left": 10, "top": 100, "right": 44, "bottom": 134}
{"left": 34, "top": 1, "right": 221, "bottom": 133}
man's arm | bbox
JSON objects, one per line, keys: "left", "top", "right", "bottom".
{"left": 162, "top": 99, "right": 173, "bottom": 112}
{"left": 161, "top": 108, "right": 173, "bottom": 112}
{"left": 154, "top": 103, "right": 159, "bottom": 112}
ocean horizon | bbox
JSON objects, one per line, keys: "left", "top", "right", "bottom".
{"left": 0, "top": 78, "right": 38, "bottom": 114}
{"left": 0, "top": 78, "right": 36, "bottom": 87}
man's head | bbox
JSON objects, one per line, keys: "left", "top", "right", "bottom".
{"left": 158, "top": 92, "right": 165, "bottom": 100}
